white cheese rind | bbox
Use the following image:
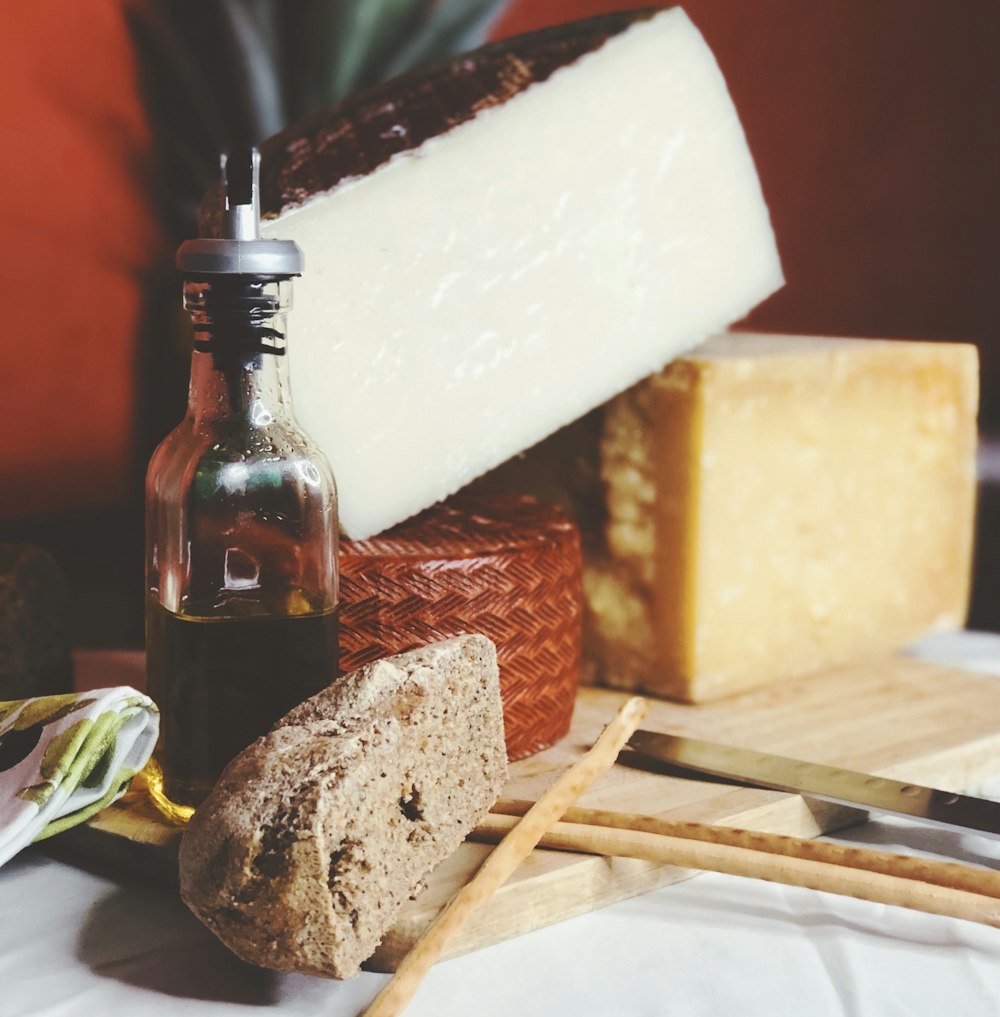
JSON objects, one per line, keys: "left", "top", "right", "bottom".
{"left": 264, "top": 9, "right": 783, "bottom": 539}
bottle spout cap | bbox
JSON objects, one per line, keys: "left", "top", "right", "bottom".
{"left": 176, "top": 146, "right": 303, "bottom": 277}
{"left": 220, "top": 147, "right": 262, "bottom": 242}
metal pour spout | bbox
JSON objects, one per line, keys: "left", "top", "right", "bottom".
{"left": 176, "top": 146, "right": 303, "bottom": 277}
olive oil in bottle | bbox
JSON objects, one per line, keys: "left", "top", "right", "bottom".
{"left": 145, "top": 600, "right": 339, "bottom": 810}
{"left": 145, "top": 148, "right": 339, "bottom": 814}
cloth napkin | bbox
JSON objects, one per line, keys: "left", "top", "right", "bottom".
{"left": 0, "top": 687, "right": 159, "bottom": 867}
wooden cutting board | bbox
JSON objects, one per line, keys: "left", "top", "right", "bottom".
{"left": 59, "top": 652, "right": 1000, "bottom": 972}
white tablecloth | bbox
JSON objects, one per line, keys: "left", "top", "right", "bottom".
{"left": 3, "top": 633, "right": 1000, "bottom": 1017}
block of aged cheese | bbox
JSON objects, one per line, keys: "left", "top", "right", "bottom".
{"left": 0, "top": 544, "right": 72, "bottom": 700}
{"left": 180, "top": 635, "right": 506, "bottom": 979}
{"left": 340, "top": 494, "right": 582, "bottom": 760}
{"left": 259, "top": 9, "right": 783, "bottom": 538}
{"left": 586, "top": 334, "right": 978, "bottom": 702}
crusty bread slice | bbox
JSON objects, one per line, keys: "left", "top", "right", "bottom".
{"left": 178, "top": 634, "right": 507, "bottom": 978}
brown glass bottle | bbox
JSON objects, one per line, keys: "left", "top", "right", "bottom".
{"left": 145, "top": 149, "right": 338, "bottom": 814}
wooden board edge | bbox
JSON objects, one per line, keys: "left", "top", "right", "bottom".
{"left": 365, "top": 797, "right": 865, "bottom": 970}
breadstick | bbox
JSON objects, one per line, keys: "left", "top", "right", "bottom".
{"left": 488, "top": 799, "right": 1000, "bottom": 900}
{"left": 472, "top": 813, "right": 1000, "bottom": 928}
{"left": 361, "top": 696, "right": 649, "bottom": 1017}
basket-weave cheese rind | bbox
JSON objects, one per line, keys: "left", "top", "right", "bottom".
{"left": 178, "top": 635, "right": 506, "bottom": 979}
{"left": 260, "top": 9, "right": 783, "bottom": 538}
{"left": 340, "top": 494, "right": 582, "bottom": 760}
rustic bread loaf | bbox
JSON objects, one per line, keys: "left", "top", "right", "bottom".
{"left": 178, "top": 634, "right": 507, "bottom": 978}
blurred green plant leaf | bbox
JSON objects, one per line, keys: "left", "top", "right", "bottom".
{"left": 325, "top": 0, "right": 427, "bottom": 103}
{"left": 217, "top": 0, "right": 285, "bottom": 141}
{"left": 380, "top": 0, "right": 508, "bottom": 81}
{"left": 279, "top": 0, "right": 506, "bottom": 118}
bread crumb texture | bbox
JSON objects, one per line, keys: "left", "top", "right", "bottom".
{"left": 178, "top": 634, "right": 507, "bottom": 978}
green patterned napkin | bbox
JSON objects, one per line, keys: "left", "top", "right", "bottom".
{"left": 0, "top": 687, "right": 159, "bottom": 866}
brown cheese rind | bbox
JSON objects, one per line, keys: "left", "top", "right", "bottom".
{"left": 258, "top": 10, "right": 653, "bottom": 216}
{"left": 178, "top": 634, "right": 507, "bottom": 979}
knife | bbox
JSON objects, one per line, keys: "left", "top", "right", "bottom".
{"left": 626, "top": 730, "right": 1000, "bottom": 840}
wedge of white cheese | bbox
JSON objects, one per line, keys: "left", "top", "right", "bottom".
{"left": 263, "top": 8, "right": 783, "bottom": 539}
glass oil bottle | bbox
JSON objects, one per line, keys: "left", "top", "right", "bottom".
{"left": 145, "top": 148, "right": 338, "bottom": 816}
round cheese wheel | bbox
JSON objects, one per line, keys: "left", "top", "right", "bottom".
{"left": 340, "top": 495, "right": 582, "bottom": 760}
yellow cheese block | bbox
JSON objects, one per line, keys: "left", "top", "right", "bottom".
{"left": 587, "top": 333, "right": 978, "bottom": 701}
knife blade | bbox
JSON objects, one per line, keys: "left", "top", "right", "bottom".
{"left": 627, "top": 730, "right": 1000, "bottom": 840}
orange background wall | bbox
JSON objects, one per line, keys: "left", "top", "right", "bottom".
{"left": 1, "top": 1, "right": 997, "bottom": 525}
{"left": 0, "top": 2, "right": 162, "bottom": 524}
